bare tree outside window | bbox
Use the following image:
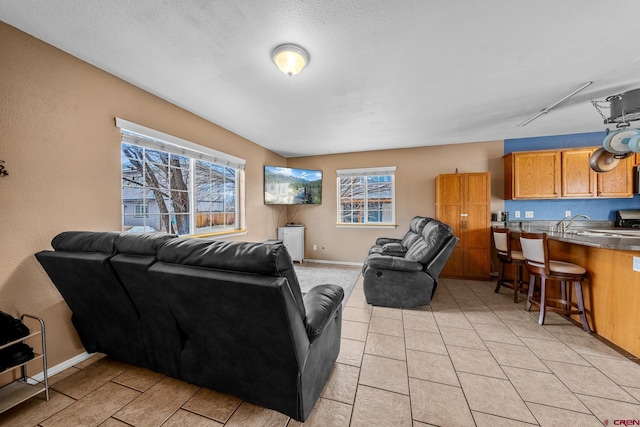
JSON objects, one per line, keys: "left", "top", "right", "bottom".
{"left": 194, "top": 160, "right": 237, "bottom": 234}
{"left": 121, "top": 144, "right": 191, "bottom": 234}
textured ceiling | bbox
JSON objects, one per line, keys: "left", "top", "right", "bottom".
{"left": 2, "top": 0, "right": 640, "bottom": 157}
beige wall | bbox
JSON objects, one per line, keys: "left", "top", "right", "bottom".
{"left": 0, "top": 22, "right": 284, "bottom": 368}
{"left": 287, "top": 141, "right": 505, "bottom": 263}
{"left": 0, "top": 21, "right": 505, "bottom": 372}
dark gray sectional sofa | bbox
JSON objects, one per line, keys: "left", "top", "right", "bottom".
{"left": 35, "top": 231, "right": 344, "bottom": 421}
{"left": 362, "top": 216, "right": 458, "bottom": 308}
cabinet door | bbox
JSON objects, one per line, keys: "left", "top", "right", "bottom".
{"left": 436, "top": 173, "right": 490, "bottom": 279}
{"left": 279, "top": 227, "right": 304, "bottom": 262}
{"left": 562, "top": 148, "right": 595, "bottom": 197}
{"left": 597, "top": 156, "right": 634, "bottom": 197}
{"left": 438, "top": 204, "right": 464, "bottom": 277}
{"left": 464, "top": 203, "right": 491, "bottom": 278}
{"left": 464, "top": 174, "right": 491, "bottom": 278}
{"left": 509, "top": 151, "right": 561, "bottom": 199}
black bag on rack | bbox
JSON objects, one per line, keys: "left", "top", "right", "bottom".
{"left": 0, "top": 310, "right": 30, "bottom": 346}
{"left": 0, "top": 343, "right": 34, "bottom": 370}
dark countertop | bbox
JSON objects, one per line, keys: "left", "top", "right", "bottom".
{"left": 492, "top": 220, "right": 640, "bottom": 251}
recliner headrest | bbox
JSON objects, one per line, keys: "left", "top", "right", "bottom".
{"left": 157, "top": 238, "right": 293, "bottom": 276}
{"left": 115, "top": 233, "right": 178, "bottom": 256}
{"left": 405, "top": 220, "right": 454, "bottom": 264}
{"left": 51, "top": 231, "right": 120, "bottom": 254}
{"left": 409, "top": 216, "right": 432, "bottom": 234}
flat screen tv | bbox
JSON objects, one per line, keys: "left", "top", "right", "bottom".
{"left": 264, "top": 166, "right": 322, "bottom": 205}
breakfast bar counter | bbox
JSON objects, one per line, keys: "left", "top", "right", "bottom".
{"left": 502, "top": 223, "right": 640, "bottom": 358}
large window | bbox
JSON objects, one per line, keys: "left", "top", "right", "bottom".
{"left": 337, "top": 167, "right": 396, "bottom": 225}
{"left": 118, "top": 119, "right": 245, "bottom": 236}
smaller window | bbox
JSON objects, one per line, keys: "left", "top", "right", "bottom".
{"left": 337, "top": 167, "right": 396, "bottom": 225}
{"left": 133, "top": 203, "right": 148, "bottom": 218}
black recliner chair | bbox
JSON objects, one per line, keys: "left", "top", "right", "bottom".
{"left": 362, "top": 218, "right": 458, "bottom": 307}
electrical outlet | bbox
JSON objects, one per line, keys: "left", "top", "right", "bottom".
{"left": 565, "top": 210, "right": 571, "bottom": 217}
{"left": 514, "top": 211, "right": 521, "bottom": 218}
{"left": 525, "top": 211, "right": 534, "bottom": 218}
{"left": 313, "top": 244, "right": 318, "bottom": 251}
{"left": 634, "top": 256, "right": 640, "bottom": 272}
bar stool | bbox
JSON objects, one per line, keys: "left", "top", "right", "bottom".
{"left": 492, "top": 227, "right": 526, "bottom": 302}
{"left": 519, "top": 232, "right": 591, "bottom": 332}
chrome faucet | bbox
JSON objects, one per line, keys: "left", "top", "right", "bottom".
{"left": 565, "top": 214, "right": 590, "bottom": 232}
{"left": 554, "top": 215, "right": 572, "bottom": 233}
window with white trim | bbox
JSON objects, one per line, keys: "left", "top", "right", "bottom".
{"left": 118, "top": 119, "right": 245, "bottom": 236}
{"left": 337, "top": 166, "right": 396, "bottom": 225}
{"left": 133, "top": 203, "right": 148, "bottom": 218}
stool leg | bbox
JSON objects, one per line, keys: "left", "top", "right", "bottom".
{"left": 513, "top": 263, "right": 521, "bottom": 303}
{"left": 526, "top": 275, "right": 536, "bottom": 311}
{"left": 538, "top": 277, "right": 547, "bottom": 326}
{"left": 495, "top": 261, "right": 504, "bottom": 293}
{"left": 573, "top": 280, "right": 591, "bottom": 333}
{"left": 561, "top": 281, "right": 569, "bottom": 311}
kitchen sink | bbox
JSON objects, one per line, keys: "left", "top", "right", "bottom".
{"left": 568, "top": 228, "right": 640, "bottom": 238}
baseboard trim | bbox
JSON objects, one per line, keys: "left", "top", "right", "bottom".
{"left": 29, "top": 351, "right": 93, "bottom": 384}
{"left": 303, "top": 259, "right": 362, "bottom": 267}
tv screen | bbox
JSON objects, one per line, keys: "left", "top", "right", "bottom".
{"left": 264, "top": 166, "right": 322, "bottom": 205}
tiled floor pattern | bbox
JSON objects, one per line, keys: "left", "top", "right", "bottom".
{"left": 3, "top": 263, "right": 640, "bottom": 426}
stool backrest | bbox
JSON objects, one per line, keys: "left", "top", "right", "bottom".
{"left": 492, "top": 227, "right": 511, "bottom": 261}
{"left": 519, "top": 232, "right": 550, "bottom": 274}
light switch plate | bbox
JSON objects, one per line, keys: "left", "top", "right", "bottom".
{"left": 525, "top": 211, "right": 534, "bottom": 218}
{"left": 634, "top": 256, "right": 640, "bottom": 272}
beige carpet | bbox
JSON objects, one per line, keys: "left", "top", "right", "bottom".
{"left": 295, "top": 265, "right": 361, "bottom": 306}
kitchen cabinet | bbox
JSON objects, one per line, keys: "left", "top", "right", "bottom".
{"left": 504, "top": 150, "right": 561, "bottom": 199}
{"left": 436, "top": 172, "right": 491, "bottom": 279}
{"left": 506, "top": 147, "right": 634, "bottom": 199}
{"left": 562, "top": 148, "right": 596, "bottom": 197}
{"left": 596, "top": 154, "right": 634, "bottom": 197}
{"left": 278, "top": 226, "right": 304, "bottom": 263}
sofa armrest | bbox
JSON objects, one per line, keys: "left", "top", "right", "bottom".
{"left": 303, "top": 285, "right": 344, "bottom": 339}
{"left": 366, "top": 255, "right": 423, "bottom": 272}
{"left": 375, "top": 237, "right": 402, "bottom": 246}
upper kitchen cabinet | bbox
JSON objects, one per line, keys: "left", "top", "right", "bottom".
{"left": 505, "top": 147, "right": 634, "bottom": 199}
{"left": 596, "top": 154, "right": 634, "bottom": 197}
{"left": 562, "top": 148, "right": 596, "bottom": 198}
{"left": 504, "top": 150, "right": 561, "bottom": 199}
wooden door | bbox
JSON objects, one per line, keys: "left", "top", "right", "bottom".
{"left": 597, "top": 156, "right": 634, "bottom": 197}
{"left": 436, "top": 174, "right": 464, "bottom": 277}
{"left": 508, "top": 151, "right": 561, "bottom": 199}
{"left": 464, "top": 173, "right": 491, "bottom": 278}
{"left": 436, "top": 172, "right": 490, "bottom": 279}
{"left": 562, "top": 148, "right": 595, "bottom": 197}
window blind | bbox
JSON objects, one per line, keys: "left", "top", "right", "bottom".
{"left": 116, "top": 118, "right": 245, "bottom": 170}
{"left": 336, "top": 166, "right": 396, "bottom": 177}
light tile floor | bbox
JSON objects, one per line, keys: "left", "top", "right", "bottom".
{"left": 3, "top": 265, "right": 640, "bottom": 426}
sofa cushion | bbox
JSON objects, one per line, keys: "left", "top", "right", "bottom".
{"left": 51, "top": 231, "right": 120, "bottom": 254}
{"left": 404, "top": 221, "right": 453, "bottom": 264}
{"left": 115, "top": 233, "right": 177, "bottom": 256}
{"left": 381, "top": 242, "right": 406, "bottom": 253}
{"left": 408, "top": 216, "right": 431, "bottom": 234}
{"left": 157, "top": 238, "right": 306, "bottom": 320}
{"left": 399, "top": 232, "right": 420, "bottom": 249}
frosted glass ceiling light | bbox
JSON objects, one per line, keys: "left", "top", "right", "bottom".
{"left": 272, "top": 44, "right": 309, "bottom": 77}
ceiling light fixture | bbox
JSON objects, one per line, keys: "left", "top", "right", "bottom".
{"left": 272, "top": 44, "right": 309, "bottom": 77}
{"left": 518, "top": 81, "right": 593, "bottom": 127}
